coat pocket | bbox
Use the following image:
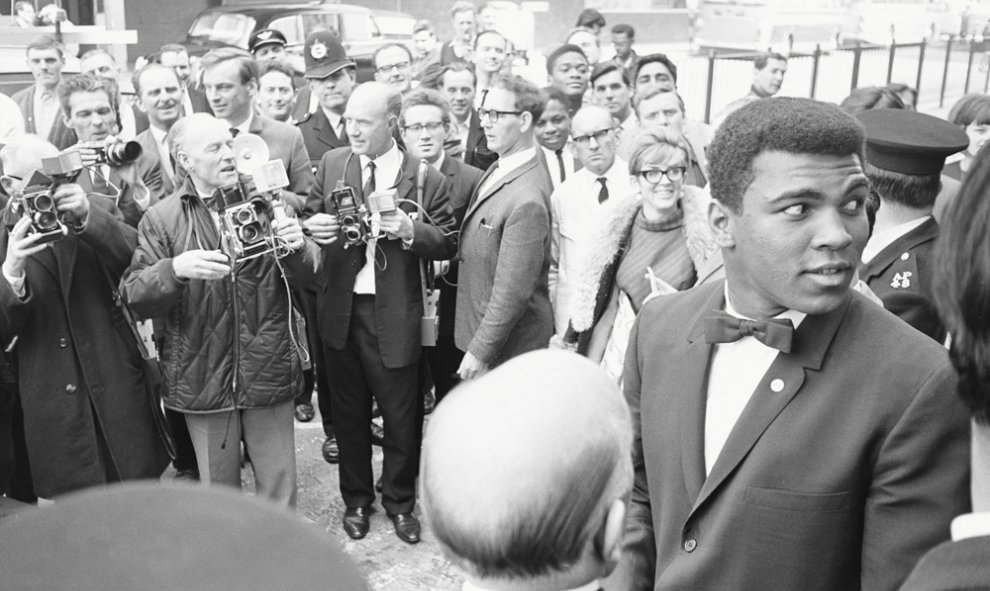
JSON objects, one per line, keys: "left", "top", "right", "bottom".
{"left": 744, "top": 486, "right": 851, "bottom": 512}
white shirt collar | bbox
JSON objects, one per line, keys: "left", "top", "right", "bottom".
{"left": 861, "top": 216, "right": 931, "bottom": 264}
{"left": 724, "top": 283, "right": 807, "bottom": 329}
{"left": 431, "top": 149, "right": 446, "bottom": 171}
{"left": 496, "top": 146, "right": 537, "bottom": 178}
{"left": 463, "top": 580, "right": 601, "bottom": 591}
{"left": 149, "top": 124, "right": 169, "bottom": 145}
{"left": 321, "top": 107, "right": 343, "bottom": 131}
{"left": 576, "top": 156, "right": 628, "bottom": 183}
{"left": 951, "top": 513, "right": 990, "bottom": 541}
{"left": 358, "top": 139, "right": 402, "bottom": 175}
{"left": 233, "top": 110, "right": 254, "bottom": 136}
{"left": 619, "top": 110, "right": 638, "bottom": 131}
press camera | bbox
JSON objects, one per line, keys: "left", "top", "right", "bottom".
{"left": 15, "top": 152, "right": 84, "bottom": 244}
{"left": 329, "top": 180, "right": 397, "bottom": 248}
{"left": 93, "top": 139, "right": 142, "bottom": 167}
{"left": 213, "top": 160, "right": 290, "bottom": 262}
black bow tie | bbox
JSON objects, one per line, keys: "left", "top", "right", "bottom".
{"left": 704, "top": 311, "right": 795, "bottom": 353}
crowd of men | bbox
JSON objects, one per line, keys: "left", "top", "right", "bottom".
{"left": 1, "top": 2, "right": 989, "bottom": 590}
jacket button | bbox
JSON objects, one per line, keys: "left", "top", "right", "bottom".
{"left": 65, "top": 384, "right": 77, "bottom": 394}
{"left": 58, "top": 338, "right": 68, "bottom": 348}
{"left": 683, "top": 538, "right": 697, "bottom": 553}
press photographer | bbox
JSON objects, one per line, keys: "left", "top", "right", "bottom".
{"left": 58, "top": 73, "right": 167, "bottom": 228}
{"left": 0, "top": 134, "right": 168, "bottom": 501}
{"left": 303, "top": 81, "right": 457, "bottom": 544}
{"left": 121, "top": 113, "right": 319, "bottom": 506}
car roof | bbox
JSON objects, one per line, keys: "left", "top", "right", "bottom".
{"left": 197, "top": 2, "right": 370, "bottom": 18}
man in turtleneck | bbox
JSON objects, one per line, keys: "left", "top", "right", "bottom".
{"left": 422, "top": 350, "right": 632, "bottom": 591}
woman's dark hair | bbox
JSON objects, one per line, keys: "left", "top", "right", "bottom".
{"left": 576, "top": 8, "right": 605, "bottom": 29}
{"left": 934, "top": 142, "right": 990, "bottom": 423}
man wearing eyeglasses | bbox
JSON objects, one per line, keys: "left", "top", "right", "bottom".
{"left": 548, "top": 105, "right": 633, "bottom": 336}
{"left": 456, "top": 74, "right": 554, "bottom": 381}
{"left": 373, "top": 43, "right": 415, "bottom": 95}
{"left": 399, "top": 88, "right": 482, "bottom": 404}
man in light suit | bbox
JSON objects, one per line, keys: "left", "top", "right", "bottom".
{"left": 12, "top": 36, "right": 76, "bottom": 150}
{"left": 399, "top": 88, "right": 482, "bottom": 403}
{"left": 58, "top": 74, "right": 166, "bottom": 228}
{"left": 455, "top": 74, "right": 554, "bottom": 380}
{"left": 614, "top": 97, "right": 971, "bottom": 591}
{"left": 303, "top": 82, "right": 456, "bottom": 544}
{"left": 200, "top": 48, "right": 314, "bottom": 213}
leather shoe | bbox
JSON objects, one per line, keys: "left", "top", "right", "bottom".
{"left": 343, "top": 506, "right": 372, "bottom": 540}
{"left": 370, "top": 421, "right": 385, "bottom": 447}
{"left": 321, "top": 435, "right": 339, "bottom": 464}
{"left": 388, "top": 512, "right": 420, "bottom": 544}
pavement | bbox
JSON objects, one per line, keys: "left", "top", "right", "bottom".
{"left": 202, "top": 405, "right": 464, "bottom": 591}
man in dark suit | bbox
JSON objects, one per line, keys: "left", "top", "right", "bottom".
{"left": 133, "top": 64, "right": 185, "bottom": 197}
{"left": 200, "top": 48, "right": 314, "bottom": 213}
{"left": 399, "top": 87, "right": 482, "bottom": 403}
{"left": 59, "top": 74, "right": 166, "bottom": 228}
{"left": 303, "top": 82, "right": 456, "bottom": 544}
{"left": 857, "top": 109, "right": 968, "bottom": 343}
{"left": 158, "top": 44, "right": 211, "bottom": 117}
{"left": 12, "top": 36, "right": 76, "bottom": 150}
{"left": 437, "top": 63, "right": 496, "bottom": 171}
{"left": 422, "top": 351, "right": 631, "bottom": 591}
{"left": 296, "top": 31, "right": 356, "bottom": 172}
{"left": 455, "top": 74, "right": 554, "bottom": 380}
{"left": 613, "top": 97, "right": 971, "bottom": 591}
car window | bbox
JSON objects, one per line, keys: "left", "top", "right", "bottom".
{"left": 269, "top": 15, "right": 304, "bottom": 46}
{"left": 340, "top": 12, "right": 379, "bottom": 41}
{"left": 188, "top": 12, "right": 257, "bottom": 47}
{"left": 301, "top": 13, "right": 342, "bottom": 39}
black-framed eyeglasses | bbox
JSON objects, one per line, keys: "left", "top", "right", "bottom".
{"left": 376, "top": 62, "right": 410, "bottom": 74}
{"left": 637, "top": 166, "right": 686, "bottom": 184}
{"left": 402, "top": 122, "right": 446, "bottom": 134}
{"left": 478, "top": 108, "right": 523, "bottom": 124}
{"left": 573, "top": 128, "right": 613, "bottom": 146}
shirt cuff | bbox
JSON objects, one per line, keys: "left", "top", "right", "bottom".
{"left": 3, "top": 265, "right": 27, "bottom": 299}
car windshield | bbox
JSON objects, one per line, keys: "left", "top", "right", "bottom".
{"left": 187, "top": 12, "right": 257, "bottom": 48}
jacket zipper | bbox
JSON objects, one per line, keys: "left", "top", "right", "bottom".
{"left": 230, "top": 263, "right": 239, "bottom": 398}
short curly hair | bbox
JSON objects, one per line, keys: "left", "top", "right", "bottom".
{"left": 709, "top": 97, "right": 865, "bottom": 213}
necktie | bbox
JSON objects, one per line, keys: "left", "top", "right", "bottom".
{"left": 230, "top": 127, "right": 240, "bottom": 138}
{"left": 597, "top": 177, "right": 609, "bottom": 203}
{"left": 704, "top": 311, "right": 795, "bottom": 354}
{"left": 338, "top": 120, "right": 349, "bottom": 144}
{"left": 364, "top": 160, "right": 376, "bottom": 198}
{"left": 555, "top": 148, "right": 567, "bottom": 183}
{"left": 91, "top": 167, "right": 111, "bottom": 194}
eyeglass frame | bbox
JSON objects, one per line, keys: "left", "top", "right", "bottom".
{"left": 478, "top": 107, "right": 524, "bottom": 124}
{"left": 375, "top": 61, "right": 411, "bottom": 74}
{"left": 636, "top": 166, "right": 687, "bottom": 184}
{"left": 572, "top": 128, "right": 614, "bottom": 146}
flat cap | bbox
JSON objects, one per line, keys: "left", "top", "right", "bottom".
{"left": 248, "top": 28, "right": 287, "bottom": 53}
{"left": 857, "top": 108, "right": 968, "bottom": 175}
{"left": 304, "top": 30, "right": 354, "bottom": 79}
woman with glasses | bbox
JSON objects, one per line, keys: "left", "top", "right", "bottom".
{"left": 556, "top": 128, "right": 717, "bottom": 382}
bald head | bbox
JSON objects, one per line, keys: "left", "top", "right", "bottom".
{"left": 1, "top": 135, "right": 59, "bottom": 181}
{"left": 422, "top": 350, "right": 632, "bottom": 585}
{"left": 345, "top": 82, "right": 402, "bottom": 157}
{"left": 571, "top": 105, "right": 619, "bottom": 175}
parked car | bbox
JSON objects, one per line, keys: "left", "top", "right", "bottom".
{"left": 182, "top": 1, "right": 413, "bottom": 81}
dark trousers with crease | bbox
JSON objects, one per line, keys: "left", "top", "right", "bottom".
{"left": 298, "top": 286, "right": 333, "bottom": 436}
{"left": 325, "top": 294, "right": 419, "bottom": 515}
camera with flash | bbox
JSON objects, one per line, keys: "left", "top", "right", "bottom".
{"left": 329, "top": 180, "right": 397, "bottom": 248}
{"left": 214, "top": 158, "right": 291, "bottom": 262}
{"left": 15, "top": 152, "right": 84, "bottom": 244}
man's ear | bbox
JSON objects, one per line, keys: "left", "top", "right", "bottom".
{"left": 0, "top": 176, "right": 16, "bottom": 196}
{"left": 709, "top": 199, "right": 736, "bottom": 249}
{"left": 519, "top": 110, "right": 533, "bottom": 133}
{"left": 598, "top": 498, "right": 627, "bottom": 575}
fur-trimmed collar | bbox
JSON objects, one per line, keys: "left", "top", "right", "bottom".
{"left": 569, "top": 184, "right": 717, "bottom": 332}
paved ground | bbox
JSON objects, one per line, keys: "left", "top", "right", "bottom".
{"left": 226, "top": 406, "right": 463, "bottom": 591}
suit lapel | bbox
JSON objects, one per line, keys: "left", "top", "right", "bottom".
{"left": 464, "top": 156, "right": 537, "bottom": 220}
{"left": 688, "top": 294, "right": 849, "bottom": 518}
{"left": 860, "top": 217, "right": 938, "bottom": 281}
{"left": 314, "top": 109, "right": 342, "bottom": 150}
{"left": 679, "top": 287, "right": 724, "bottom": 502}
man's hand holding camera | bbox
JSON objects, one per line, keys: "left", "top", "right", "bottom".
{"left": 379, "top": 208, "right": 414, "bottom": 241}
{"left": 53, "top": 182, "right": 90, "bottom": 228}
{"left": 303, "top": 213, "right": 339, "bottom": 246}
{"left": 3, "top": 217, "right": 52, "bottom": 284}
{"left": 274, "top": 215, "right": 305, "bottom": 253}
{"left": 172, "top": 250, "right": 232, "bottom": 281}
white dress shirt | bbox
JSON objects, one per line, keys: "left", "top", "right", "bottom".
{"left": 704, "top": 286, "right": 806, "bottom": 475}
{"left": 353, "top": 140, "right": 402, "bottom": 295}
{"left": 149, "top": 124, "right": 174, "bottom": 183}
{"left": 181, "top": 88, "right": 194, "bottom": 118}
{"left": 541, "top": 143, "right": 576, "bottom": 190}
{"left": 477, "top": 146, "right": 537, "bottom": 198}
{"left": 549, "top": 157, "right": 634, "bottom": 334}
{"left": 33, "top": 86, "right": 59, "bottom": 140}
{"left": 321, "top": 107, "right": 346, "bottom": 140}
{"left": 861, "top": 216, "right": 930, "bottom": 264}
{"left": 231, "top": 109, "right": 254, "bottom": 137}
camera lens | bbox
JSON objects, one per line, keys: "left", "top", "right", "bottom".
{"left": 344, "top": 228, "right": 361, "bottom": 242}
{"left": 239, "top": 223, "right": 262, "bottom": 243}
{"left": 33, "top": 194, "right": 54, "bottom": 212}
{"left": 34, "top": 211, "right": 59, "bottom": 231}
{"left": 235, "top": 208, "right": 256, "bottom": 224}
